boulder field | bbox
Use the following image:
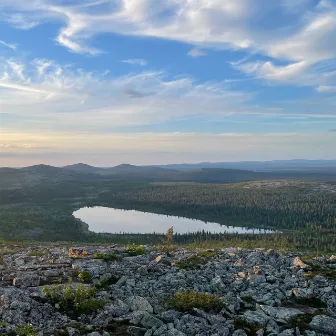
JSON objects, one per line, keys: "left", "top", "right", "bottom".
{"left": 0, "top": 245, "right": 335, "bottom": 336}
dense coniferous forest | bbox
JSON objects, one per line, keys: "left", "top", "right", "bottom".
{"left": 0, "top": 166, "right": 335, "bottom": 252}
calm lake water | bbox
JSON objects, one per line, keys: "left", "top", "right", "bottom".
{"left": 73, "top": 207, "right": 275, "bottom": 234}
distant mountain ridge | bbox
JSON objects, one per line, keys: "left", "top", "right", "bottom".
{"left": 153, "top": 160, "right": 336, "bottom": 172}
{"left": 1, "top": 161, "right": 336, "bottom": 189}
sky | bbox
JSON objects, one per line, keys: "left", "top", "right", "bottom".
{"left": 0, "top": 0, "right": 336, "bottom": 167}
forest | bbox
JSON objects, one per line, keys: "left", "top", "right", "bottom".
{"left": 0, "top": 167, "right": 335, "bottom": 252}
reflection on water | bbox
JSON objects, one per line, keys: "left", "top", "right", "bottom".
{"left": 73, "top": 207, "right": 275, "bottom": 234}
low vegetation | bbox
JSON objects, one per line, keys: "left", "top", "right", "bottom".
{"left": 92, "top": 252, "right": 119, "bottom": 261}
{"left": 77, "top": 271, "right": 92, "bottom": 284}
{"left": 13, "top": 324, "right": 39, "bottom": 336}
{"left": 27, "top": 251, "right": 44, "bottom": 257}
{"left": 0, "top": 320, "right": 7, "bottom": 328}
{"left": 282, "top": 297, "right": 327, "bottom": 309}
{"left": 287, "top": 310, "right": 326, "bottom": 333}
{"left": 127, "top": 244, "right": 146, "bottom": 256}
{"left": 42, "top": 283, "right": 106, "bottom": 315}
{"left": 176, "top": 251, "right": 215, "bottom": 270}
{"left": 234, "top": 317, "right": 265, "bottom": 336}
{"left": 166, "top": 291, "right": 223, "bottom": 312}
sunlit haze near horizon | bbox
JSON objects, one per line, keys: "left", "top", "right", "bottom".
{"left": 1, "top": 0, "right": 336, "bottom": 166}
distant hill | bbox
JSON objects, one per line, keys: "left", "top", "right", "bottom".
{"left": 1, "top": 162, "right": 336, "bottom": 190}
{"left": 64, "top": 163, "right": 101, "bottom": 174}
{"left": 154, "top": 160, "right": 336, "bottom": 172}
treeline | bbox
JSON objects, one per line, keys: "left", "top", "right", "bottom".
{"left": 98, "top": 182, "right": 336, "bottom": 231}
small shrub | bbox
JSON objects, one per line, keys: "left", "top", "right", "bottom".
{"left": 43, "top": 283, "right": 106, "bottom": 315}
{"left": 0, "top": 320, "right": 8, "bottom": 328}
{"left": 282, "top": 297, "right": 327, "bottom": 309}
{"left": 95, "top": 276, "right": 120, "bottom": 290}
{"left": 241, "top": 296, "right": 255, "bottom": 304}
{"left": 14, "top": 324, "right": 39, "bottom": 336}
{"left": 287, "top": 310, "right": 326, "bottom": 332}
{"left": 27, "top": 251, "right": 44, "bottom": 257}
{"left": 71, "top": 269, "right": 79, "bottom": 278}
{"left": 176, "top": 255, "right": 207, "bottom": 270}
{"left": 92, "top": 252, "right": 119, "bottom": 261}
{"left": 234, "top": 317, "right": 264, "bottom": 336}
{"left": 160, "top": 226, "right": 175, "bottom": 255}
{"left": 166, "top": 291, "right": 223, "bottom": 312}
{"left": 127, "top": 245, "right": 146, "bottom": 256}
{"left": 197, "top": 251, "right": 216, "bottom": 258}
{"left": 77, "top": 271, "right": 92, "bottom": 284}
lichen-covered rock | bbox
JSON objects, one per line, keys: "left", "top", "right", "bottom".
{"left": 309, "top": 315, "right": 336, "bottom": 335}
{"left": 13, "top": 273, "right": 40, "bottom": 288}
{"left": 127, "top": 296, "right": 154, "bottom": 313}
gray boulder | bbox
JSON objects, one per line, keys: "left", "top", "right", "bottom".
{"left": 309, "top": 315, "right": 336, "bottom": 335}
{"left": 127, "top": 296, "right": 154, "bottom": 313}
{"left": 13, "top": 273, "right": 40, "bottom": 288}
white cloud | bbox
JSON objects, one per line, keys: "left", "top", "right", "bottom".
{"left": 316, "top": 85, "right": 336, "bottom": 93}
{"left": 0, "top": 40, "right": 16, "bottom": 50}
{"left": 0, "top": 57, "right": 259, "bottom": 130}
{"left": 0, "top": 56, "right": 335, "bottom": 135}
{"left": 236, "top": 60, "right": 313, "bottom": 84}
{"left": 0, "top": 0, "right": 335, "bottom": 89}
{"left": 7, "top": 60, "right": 25, "bottom": 80}
{"left": 122, "top": 59, "right": 148, "bottom": 66}
{"left": 187, "top": 48, "right": 207, "bottom": 58}
{"left": 6, "top": 13, "right": 40, "bottom": 30}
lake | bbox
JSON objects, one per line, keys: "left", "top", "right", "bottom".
{"left": 73, "top": 207, "right": 275, "bottom": 234}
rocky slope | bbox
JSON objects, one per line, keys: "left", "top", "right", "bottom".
{"left": 0, "top": 245, "right": 336, "bottom": 336}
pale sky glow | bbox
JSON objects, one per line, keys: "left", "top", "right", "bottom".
{"left": 0, "top": 0, "right": 335, "bottom": 166}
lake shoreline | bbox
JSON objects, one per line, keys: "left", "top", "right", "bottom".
{"left": 73, "top": 206, "right": 277, "bottom": 235}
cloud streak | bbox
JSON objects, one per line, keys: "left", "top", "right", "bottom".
{"left": 0, "top": 0, "right": 335, "bottom": 90}
{"left": 0, "top": 40, "right": 16, "bottom": 50}
{"left": 187, "top": 48, "right": 207, "bottom": 58}
{"left": 122, "top": 59, "right": 148, "bottom": 66}
{"left": 0, "top": 56, "right": 335, "bottom": 136}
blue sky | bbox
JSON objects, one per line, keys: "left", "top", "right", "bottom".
{"left": 0, "top": 0, "right": 335, "bottom": 166}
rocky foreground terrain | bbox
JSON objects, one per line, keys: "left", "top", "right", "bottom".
{"left": 0, "top": 245, "right": 336, "bottom": 336}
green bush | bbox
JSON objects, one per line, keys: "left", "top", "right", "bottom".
{"left": 176, "top": 255, "right": 209, "bottom": 270}
{"left": 94, "top": 276, "right": 120, "bottom": 290}
{"left": 42, "top": 283, "right": 106, "bottom": 315}
{"left": 166, "top": 291, "right": 223, "bottom": 312}
{"left": 127, "top": 245, "right": 146, "bottom": 256}
{"left": 197, "top": 251, "right": 216, "bottom": 258}
{"left": 92, "top": 252, "right": 119, "bottom": 261}
{"left": 0, "top": 320, "right": 8, "bottom": 328}
{"left": 14, "top": 324, "right": 39, "bottom": 336}
{"left": 27, "top": 251, "right": 44, "bottom": 257}
{"left": 77, "top": 271, "right": 92, "bottom": 284}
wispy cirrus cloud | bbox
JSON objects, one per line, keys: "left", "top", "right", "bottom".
{"left": 317, "top": 85, "right": 336, "bottom": 93}
{"left": 0, "top": 0, "right": 335, "bottom": 90}
{"left": 122, "top": 59, "right": 148, "bottom": 66}
{"left": 0, "top": 40, "right": 16, "bottom": 50}
{"left": 187, "top": 48, "right": 207, "bottom": 58}
{"left": 0, "top": 56, "right": 335, "bottom": 139}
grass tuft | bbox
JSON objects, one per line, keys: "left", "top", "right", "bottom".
{"left": 166, "top": 291, "right": 223, "bottom": 312}
{"left": 127, "top": 245, "right": 146, "bottom": 256}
